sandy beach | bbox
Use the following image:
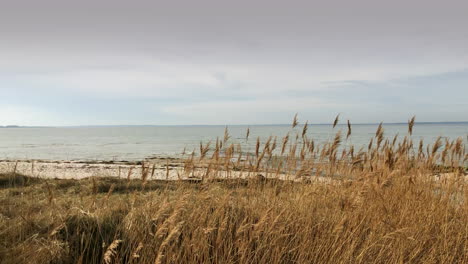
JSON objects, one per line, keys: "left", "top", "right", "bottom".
{"left": 0, "top": 158, "right": 186, "bottom": 180}
{"left": 2, "top": 158, "right": 465, "bottom": 184}
{"left": 0, "top": 159, "right": 314, "bottom": 182}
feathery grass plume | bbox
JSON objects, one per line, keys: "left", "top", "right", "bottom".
{"left": 376, "top": 123, "right": 384, "bottom": 149}
{"left": 418, "top": 139, "right": 424, "bottom": 158}
{"left": 203, "top": 163, "right": 212, "bottom": 179}
{"left": 255, "top": 137, "right": 261, "bottom": 158}
{"left": 346, "top": 120, "right": 352, "bottom": 139}
{"left": 300, "top": 142, "right": 307, "bottom": 161}
{"left": 199, "top": 141, "right": 203, "bottom": 158}
{"left": 441, "top": 139, "right": 449, "bottom": 164}
{"left": 349, "top": 145, "right": 354, "bottom": 159}
{"left": 375, "top": 122, "right": 383, "bottom": 137}
{"left": 225, "top": 143, "right": 235, "bottom": 160}
{"left": 281, "top": 133, "right": 290, "bottom": 155}
{"left": 431, "top": 136, "right": 442, "bottom": 156}
{"left": 185, "top": 149, "right": 195, "bottom": 171}
{"left": 199, "top": 141, "right": 211, "bottom": 160}
{"left": 263, "top": 136, "right": 273, "bottom": 162}
{"left": 131, "top": 242, "right": 144, "bottom": 260}
{"left": 271, "top": 136, "right": 277, "bottom": 152}
{"left": 368, "top": 138, "right": 373, "bottom": 152}
{"left": 264, "top": 136, "right": 272, "bottom": 151}
{"left": 155, "top": 221, "right": 185, "bottom": 264}
{"left": 329, "top": 131, "right": 342, "bottom": 166}
{"left": 288, "top": 142, "right": 298, "bottom": 164}
{"left": 384, "top": 147, "right": 395, "bottom": 169}
{"left": 292, "top": 113, "right": 299, "bottom": 128}
{"left": 223, "top": 126, "right": 230, "bottom": 143}
{"left": 103, "top": 239, "right": 122, "bottom": 264}
{"left": 236, "top": 144, "right": 243, "bottom": 165}
{"left": 400, "top": 136, "right": 408, "bottom": 153}
{"left": 212, "top": 138, "right": 220, "bottom": 161}
{"left": 408, "top": 116, "right": 416, "bottom": 135}
{"left": 255, "top": 147, "right": 267, "bottom": 171}
{"left": 332, "top": 130, "right": 342, "bottom": 150}
{"left": 309, "top": 139, "right": 315, "bottom": 154}
{"left": 333, "top": 114, "right": 340, "bottom": 128}
{"left": 319, "top": 144, "right": 328, "bottom": 161}
{"left": 453, "top": 137, "right": 463, "bottom": 157}
{"left": 382, "top": 139, "right": 388, "bottom": 149}
{"left": 236, "top": 142, "right": 242, "bottom": 153}
{"left": 449, "top": 140, "right": 459, "bottom": 167}
{"left": 302, "top": 121, "right": 308, "bottom": 138}
{"left": 246, "top": 127, "right": 250, "bottom": 141}
{"left": 340, "top": 148, "right": 347, "bottom": 160}
{"left": 445, "top": 138, "right": 453, "bottom": 151}
{"left": 153, "top": 197, "right": 188, "bottom": 239}
{"left": 392, "top": 133, "right": 399, "bottom": 146}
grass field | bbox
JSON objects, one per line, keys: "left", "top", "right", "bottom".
{"left": 1, "top": 116, "right": 467, "bottom": 263}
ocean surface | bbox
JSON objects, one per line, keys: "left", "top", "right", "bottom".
{"left": 0, "top": 123, "right": 467, "bottom": 161}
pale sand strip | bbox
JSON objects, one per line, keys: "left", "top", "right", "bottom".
{"left": 1, "top": 160, "right": 465, "bottom": 183}
{"left": 0, "top": 160, "right": 335, "bottom": 183}
{"left": 0, "top": 160, "right": 184, "bottom": 180}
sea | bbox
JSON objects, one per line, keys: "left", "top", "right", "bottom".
{"left": 0, "top": 123, "right": 467, "bottom": 161}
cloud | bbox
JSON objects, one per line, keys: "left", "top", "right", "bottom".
{"left": 0, "top": 0, "right": 467, "bottom": 125}
{"left": 0, "top": 105, "right": 62, "bottom": 126}
{"left": 161, "top": 97, "right": 342, "bottom": 124}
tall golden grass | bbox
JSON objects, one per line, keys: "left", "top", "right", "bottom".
{"left": 0, "top": 115, "right": 467, "bottom": 264}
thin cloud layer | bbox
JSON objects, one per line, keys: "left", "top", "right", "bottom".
{"left": 0, "top": 0, "right": 467, "bottom": 125}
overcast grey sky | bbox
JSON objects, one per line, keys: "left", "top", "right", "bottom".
{"left": 1, "top": 0, "right": 467, "bottom": 126}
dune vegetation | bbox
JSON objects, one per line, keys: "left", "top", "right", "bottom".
{"left": 0, "top": 115, "right": 467, "bottom": 263}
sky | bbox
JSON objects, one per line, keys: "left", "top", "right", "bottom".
{"left": 1, "top": 0, "right": 467, "bottom": 126}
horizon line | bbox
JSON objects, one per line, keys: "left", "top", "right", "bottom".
{"left": 2, "top": 121, "right": 468, "bottom": 128}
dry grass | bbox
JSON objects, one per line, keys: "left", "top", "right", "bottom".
{"left": 0, "top": 115, "right": 467, "bottom": 264}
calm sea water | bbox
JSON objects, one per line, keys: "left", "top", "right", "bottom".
{"left": 0, "top": 123, "right": 466, "bottom": 161}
